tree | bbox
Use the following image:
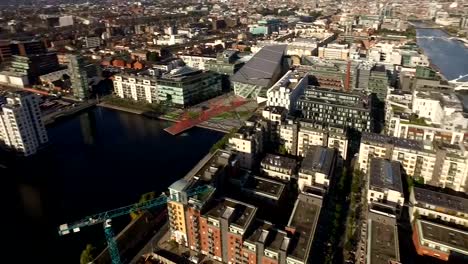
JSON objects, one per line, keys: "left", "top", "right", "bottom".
{"left": 147, "top": 52, "right": 159, "bottom": 62}
{"left": 80, "top": 244, "right": 96, "bottom": 264}
{"left": 278, "top": 145, "right": 288, "bottom": 155}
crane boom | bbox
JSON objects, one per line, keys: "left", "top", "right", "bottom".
{"left": 57, "top": 184, "right": 212, "bottom": 264}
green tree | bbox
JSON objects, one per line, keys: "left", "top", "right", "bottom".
{"left": 80, "top": 244, "right": 95, "bottom": 264}
{"left": 147, "top": 52, "right": 159, "bottom": 62}
{"left": 278, "top": 145, "right": 288, "bottom": 155}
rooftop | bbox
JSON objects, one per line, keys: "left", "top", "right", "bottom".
{"left": 301, "top": 86, "right": 371, "bottom": 110}
{"left": 413, "top": 187, "right": 468, "bottom": 214}
{"left": 267, "top": 70, "right": 308, "bottom": 94}
{"left": 417, "top": 219, "right": 468, "bottom": 253}
{"left": 242, "top": 176, "right": 285, "bottom": 200}
{"left": 231, "top": 45, "right": 286, "bottom": 88}
{"left": 286, "top": 193, "right": 322, "bottom": 262}
{"left": 369, "top": 158, "right": 403, "bottom": 193}
{"left": 206, "top": 198, "right": 257, "bottom": 230}
{"left": 300, "top": 146, "right": 336, "bottom": 176}
{"left": 368, "top": 211, "right": 399, "bottom": 264}
{"left": 261, "top": 154, "right": 297, "bottom": 172}
{"left": 361, "top": 132, "right": 427, "bottom": 151}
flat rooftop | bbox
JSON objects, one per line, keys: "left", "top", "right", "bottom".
{"left": 192, "top": 149, "right": 233, "bottom": 182}
{"left": 369, "top": 158, "right": 403, "bottom": 193}
{"left": 413, "top": 187, "right": 468, "bottom": 214}
{"left": 416, "top": 219, "right": 468, "bottom": 254}
{"left": 261, "top": 154, "right": 297, "bottom": 171}
{"left": 242, "top": 176, "right": 285, "bottom": 200}
{"left": 361, "top": 132, "right": 427, "bottom": 151}
{"left": 368, "top": 211, "right": 399, "bottom": 264}
{"left": 287, "top": 193, "right": 322, "bottom": 262}
{"left": 205, "top": 198, "right": 257, "bottom": 230}
{"left": 268, "top": 70, "right": 307, "bottom": 93}
{"left": 300, "top": 146, "right": 335, "bottom": 176}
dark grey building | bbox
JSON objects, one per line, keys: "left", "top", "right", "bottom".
{"left": 297, "top": 86, "right": 373, "bottom": 132}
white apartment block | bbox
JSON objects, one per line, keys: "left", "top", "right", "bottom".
{"left": 179, "top": 55, "right": 216, "bottom": 70}
{"left": 359, "top": 132, "right": 468, "bottom": 192}
{"left": 367, "top": 158, "right": 405, "bottom": 212}
{"left": 318, "top": 44, "right": 349, "bottom": 60}
{"left": 409, "top": 187, "right": 468, "bottom": 227}
{"left": 298, "top": 146, "right": 336, "bottom": 191}
{"left": 280, "top": 119, "right": 349, "bottom": 159}
{"left": 266, "top": 70, "right": 308, "bottom": 111}
{"left": 113, "top": 74, "right": 158, "bottom": 103}
{"left": 386, "top": 90, "right": 468, "bottom": 144}
{"left": 0, "top": 91, "right": 48, "bottom": 156}
{"left": 228, "top": 122, "right": 263, "bottom": 170}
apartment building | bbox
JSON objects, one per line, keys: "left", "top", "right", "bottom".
{"left": 385, "top": 90, "right": 467, "bottom": 145}
{"left": 200, "top": 198, "right": 258, "bottom": 262}
{"left": 280, "top": 119, "right": 349, "bottom": 159}
{"left": 412, "top": 219, "right": 468, "bottom": 261}
{"left": 262, "top": 106, "right": 287, "bottom": 144}
{"left": 229, "top": 121, "right": 264, "bottom": 170}
{"left": 0, "top": 91, "right": 48, "bottom": 156}
{"left": 297, "top": 87, "right": 373, "bottom": 132}
{"left": 113, "top": 74, "right": 158, "bottom": 103}
{"left": 157, "top": 66, "right": 221, "bottom": 107}
{"left": 241, "top": 191, "right": 323, "bottom": 264}
{"left": 318, "top": 43, "right": 349, "bottom": 60}
{"left": 359, "top": 133, "right": 468, "bottom": 192}
{"left": 409, "top": 187, "right": 468, "bottom": 227}
{"left": 367, "top": 158, "right": 404, "bottom": 215}
{"left": 366, "top": 210, "right": 400, "bottom": 264}
{"left": 179, "top": 55, "right": 216, "bottom": 70}
{"left": 266, "top": 70, "right": 308, "bottom": 112}
{"left": 260, "top": 154, "right": 297, "bottom": 181}
{"left": 298, "top": 146, "right": 337, "bottom": 191}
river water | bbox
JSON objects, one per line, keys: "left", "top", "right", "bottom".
{"left": 6, "top": 107, "right": 223, "bottom": 263}
{"left": 415, "top": 28, "right": 468, "bottom": 81}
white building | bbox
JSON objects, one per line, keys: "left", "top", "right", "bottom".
{"left": 386, "top": 90, "right": 468, "bottom": 144}
{"left": 113, "top": 74, "right": 158, "bottom": 103}
{"left": 0, "top": 71, "right": 29, "bottom": 88}
{"left": 318, "top": 44, "right": 349, "bottom": 60}
{"left": 298, "top": 146, "right": 337, "bottom": 191}
{"left": 179, "top": 55, "right": 216, "bottom": 70}
{"left": 280, "top": 119, "right": 349, "bottom": 159}
{"left": 266, "top": 70, "right": 308, "bottom": 111}
{"left": 58, "top": 15, "right": 74, "bottom": 27}
{"left": 260, "top": 154, "right": 297, "bottom": 181}
{"left": 228, "top": 121, "right": 263, "bottom": 170}
{"left": 0, "top": 91, "right": 48, "bottom": 156}
{"left": 154, "top": 34, "right": 188, "bottom": 46}
{"left": 359, "top": 132, "right": 468, "bottom": 192}
{"left": 367, "top": 158, "right": 405, "bottom": 213}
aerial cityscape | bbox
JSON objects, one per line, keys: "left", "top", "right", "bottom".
{"left": 1, "top": 0, "right": 468, "bottom": 264}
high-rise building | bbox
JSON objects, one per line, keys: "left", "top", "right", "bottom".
{"left": 228, "top": 121, "right": 264, "bottom": 170}
{"left": 0, "top": 91, "right": 48, "bottom": 156}
{"left": 10, "top": 40, "right": 47, "bottom": 56}
{"left": 67, "top": 54, "right": 90, "bottom": 100}
{"left": 297, "top": 87, "right": 373, "bottom": 132}
{"left": 0, "top": 40, "right": 12, "bottom": 64}
{"left": 368, "top": 65, "right": 390, "bottom": 102}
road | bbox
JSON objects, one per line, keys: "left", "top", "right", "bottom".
{"left": 128, "top": 222, "right": 169, "bottom": 264}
